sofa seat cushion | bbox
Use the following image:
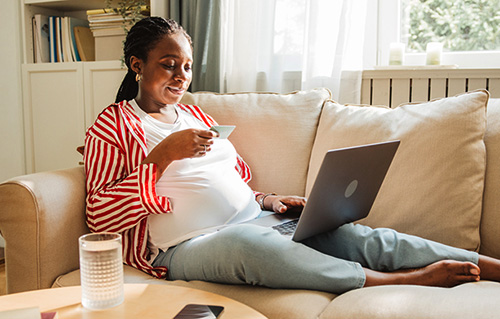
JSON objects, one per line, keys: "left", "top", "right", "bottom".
{"left": 180, "top": 88, "right": 331, "bottom": 196}
{"left": 53, "top": 265, "right": 337, "bottom": 319}
{"left": 319, "top": 281, "right": 500, "bottom": 319}
{"left": 308, "top": 91, "right": 488, "bottom": 250}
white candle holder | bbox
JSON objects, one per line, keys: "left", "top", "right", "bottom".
{"left": 426, "top": 42, "right": 443, "bottom": 65}
{"left": 389, "top": 42, "right": 405, "bottom": 65}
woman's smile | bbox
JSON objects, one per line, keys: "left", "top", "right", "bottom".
{"left": 167, "top": 86, "right": 187, "bottom": 96}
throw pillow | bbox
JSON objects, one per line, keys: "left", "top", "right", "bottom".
{"left": 181, "top": 88, "right": 332, "bottom": 196}
{"left": 479, "top": 98, "right": 500, "bottom": 259}
{"left": 306, "top": 90, "right": 489, "bottom": 250}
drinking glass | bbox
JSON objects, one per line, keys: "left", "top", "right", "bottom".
{"left": 79, "top": 232, "right": 124, "bottom": 310}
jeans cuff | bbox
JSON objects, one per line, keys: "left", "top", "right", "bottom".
{"left": 353, "top": 262, "right": 366, "bottom": 289}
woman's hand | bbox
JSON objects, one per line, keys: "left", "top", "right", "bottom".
{"left": 158, "top": 128, "right": 217, "bottom": 160}
{"left": 262, "top": 195, "right": 307, "bottom": 214}
{"left": 142, "top": 128, "right": 218, "bottom": 179}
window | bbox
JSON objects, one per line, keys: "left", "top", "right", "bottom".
{"left": 401, "top": 0, "right": 500, "bottom": 53}
{"left": 378, "top": 0, "right": 500, "bottom": 68}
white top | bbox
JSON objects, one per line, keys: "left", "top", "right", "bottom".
{"left": 131, "top": 100, "right": 260, "bottom": 252}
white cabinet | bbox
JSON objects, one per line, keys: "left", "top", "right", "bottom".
{"left": 83, "top": 61, "right": 128, "bottom": 128}
{"left": 22, "top": 61, "right": 126, "bottom": 173}
{"left": 22, "top": 63, "right": 84, "bottom": 173}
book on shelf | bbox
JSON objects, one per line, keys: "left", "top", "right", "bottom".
{"left": 91, "top": 27, "right": 126, "bottom": 37}
{"left": 32, "top": 14, "right": 50, "bottom": 63}
{"left": 88, "top": 15, "right": 136, "bottom": 23}
{"left": 87, "top": 5, "right": 150, "bottom": 38}
{"left": 61, "top": 17, "right": 71, "bottom": 62}
{"left": 36, "top": 15, "right": 91, "bottom": 63}
{"left": 64, "top": 17, "right": 90, "bottom": 62}
{"left": 90, "top": 18, "right": 136, "bottom": 28}
{"left": 55, "top": 17, "right": 63, "bottom": 62}
{"left": 74, "top": 26, "right": 95, "bottom": 61}
{"left": 69, "top": 18, "right": 90, "bottom": 61}
{"left": 49, "top": 16, "right": 56, "bottom": 62}
{"left": 86, "top": 5, "right": 150, "bottom": 16}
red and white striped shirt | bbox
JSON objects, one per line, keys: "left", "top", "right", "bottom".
{"left": 84, "top": 100, "right": 253, "bottom": 278}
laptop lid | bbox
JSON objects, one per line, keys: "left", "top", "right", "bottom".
{"left": 292, "top": 140, "right": 400, "bottom": 242}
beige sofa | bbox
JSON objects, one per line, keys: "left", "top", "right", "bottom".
{"left": 1, "top": 88, "right": 500, "bottom": 318}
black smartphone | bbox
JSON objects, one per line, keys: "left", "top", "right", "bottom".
{"left": 173, "top": 304, "right": 225, "bottom": 319}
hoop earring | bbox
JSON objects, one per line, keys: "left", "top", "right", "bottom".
{"left": 135, "top": 73, "right": 142, "bottom": 82}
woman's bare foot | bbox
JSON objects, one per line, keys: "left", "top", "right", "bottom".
{"left": 364, "top": 260, "right": 480, "bottom": 288}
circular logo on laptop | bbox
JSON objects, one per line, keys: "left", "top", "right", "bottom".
{"left": 344, "top": 180, "right": 358, "bottom": 198}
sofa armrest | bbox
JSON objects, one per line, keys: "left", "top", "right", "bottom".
{"left": 0, "top": 167, "right": 88, "bottom": 293}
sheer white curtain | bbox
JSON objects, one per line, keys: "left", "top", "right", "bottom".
{"left": 219, "top": 0, "right": 277, "bottom": 93}
{"left": 220, "top": 0, "right": 369, "bottom": 104}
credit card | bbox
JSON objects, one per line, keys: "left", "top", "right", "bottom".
{"left": 210, "top": 125, "right": 236, "bottom": 139}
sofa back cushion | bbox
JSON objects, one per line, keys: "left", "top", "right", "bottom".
{"left": 307, "top": 91, "right": 488, "bottom": 251}
{"left": 479, "top": 98, "right": 500, "bottom": 259}
{"left": 181, "top": 89, "right": 331, "bottom": 196}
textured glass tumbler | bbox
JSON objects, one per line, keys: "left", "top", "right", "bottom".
{"left": 79, "top": 232, "right": 124, "bottom": 310}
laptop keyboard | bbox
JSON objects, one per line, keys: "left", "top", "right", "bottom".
{"left": 272, "top": 219, "right": 299, "bottom": 236}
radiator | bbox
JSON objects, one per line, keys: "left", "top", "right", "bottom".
{"left": 361, "top": 68, "right": 500, "bottom": 107}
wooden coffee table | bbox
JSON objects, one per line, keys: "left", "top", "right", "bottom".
{"left": 0, "top": 283, "right": 267, "bottom": 318}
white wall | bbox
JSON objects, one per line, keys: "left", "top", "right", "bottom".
{"left": 0, "top": 0, "right": 25, "bottom": 183}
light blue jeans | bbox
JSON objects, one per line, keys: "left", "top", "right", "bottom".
{"left": 152, "top": 221, "right": 478, "bottom": 294}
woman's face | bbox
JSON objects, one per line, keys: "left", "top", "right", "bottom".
{"left": 134, "top": 33, "right": 193, "bottom": 107}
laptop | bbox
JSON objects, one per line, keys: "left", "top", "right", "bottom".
{"left": 247, "top": 140, "right": 400, "bottom": 242}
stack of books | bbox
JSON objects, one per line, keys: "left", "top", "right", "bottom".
{"left": 32, "top": 14, "right": 93, "bottom": 63}
{"left": 87, "top": 6, "right": 150, "bottom": 38}
{"left": 87, "top": 6, "right": 149, "bottom": 61}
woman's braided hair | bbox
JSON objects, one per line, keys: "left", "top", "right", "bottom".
{"left": 115, "top": 17, "right": 192, "bottom": 103}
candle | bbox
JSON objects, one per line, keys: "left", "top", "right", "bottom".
{"left": 389, "top": 42, "right": 405, "bottom": 65}
{"left": 426, "top": 42, "right": 443, "bottom": 65}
